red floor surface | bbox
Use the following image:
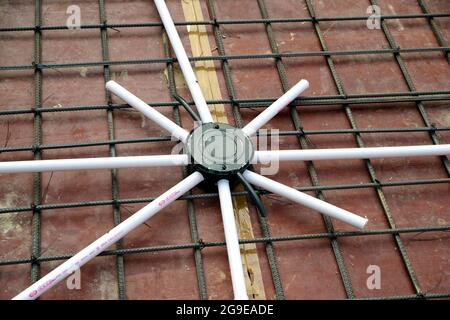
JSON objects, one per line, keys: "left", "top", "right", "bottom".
{"left": 0, "top": 0, "right": 449, "bottom": 299}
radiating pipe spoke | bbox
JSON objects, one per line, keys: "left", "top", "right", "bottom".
{"left": 253, "top": 144, "right": 450, "bottom": 163}
{"left": 242, "top": 79, "right": 309, "bottom": 136}
{"left": 154, "top": 0, "right": 214, "bottom": 123}
{"left": 0, "top": 154, "right": 190, "bottom": 173}
{"left": 106, "top": 80, "right": 190, "bottom": 142}
{"left": 217, "top": 179, "right": 249, "bottom": 300}
{"left": 13, "top": 171, "right": 204, "bottom": 300}
{"left": 242, "top": 170, "right": 368, "bottom": 229}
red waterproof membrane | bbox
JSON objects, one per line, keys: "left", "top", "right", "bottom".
{"left": 0, "top": 0, "right": 449, "bottom": 300}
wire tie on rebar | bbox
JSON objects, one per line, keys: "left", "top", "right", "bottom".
{"left": 30, "top": 254, "right": 39, "bottom": 265}
{"left": 167, "top": 57, "right": 176, "bottom": 66}
{"left": 297, "top": 126, "right": 305, "bottom": 136}
{"left": 328, "top": 232, "right": 338, "bottom": 241}
{"left": 197, "top": 239, "right": 206, "bottom": 250}
{"left": 374, "top": 178, "right": 382, "bottom": 189}
{"left": 212, "top": 18, "right": 219, "bottom": 27}
{"left": 30, "top": 202, "right": 40, "bottom": 212}
{"left": 31, "top": 144, "right": 40, "bottom": 153}
{"left": 31, "top": 61, "right": 43, "bottom": 70}
{"left": 417, "top": 292, "right": 426, "bottom": 300}
{"left": 112, "top": 199, "right": 119, "bottom": 208}
{"left": 34, "top": 25, "right": 41, "bottom": 32}
{"left": 31, "top": 107, "right": 42, "bottom": 115}
{"left": 430, "top": 123, "right": 437, "bottom": 133}
{"left": 230, "top": 97, "right": 238, "bottom": 107}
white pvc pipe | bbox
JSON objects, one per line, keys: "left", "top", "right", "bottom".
{"left": 0, "top": 154, "right": 189, "bottom": 173}
{"left": 154, "top": 0, "right": 214, "bottom": 123}
{"left": 217, "top": 179, "right": 249, "bottom": 300}
{"left": 242, "top": 79, "right": 309, "bottom": 136}
{"left": 106, "top": 80, "right": 190, "bottom": 142}
{"left": 13, "top": 171, "right": 204, "bottom": 300}
{"left": 243, "top": 170, "right": 368, "bottom": 229}
{"left": 253, "top": 144, "right": 450, "bottom": 163}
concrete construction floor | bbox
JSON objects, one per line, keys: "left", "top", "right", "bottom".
{"left": 0, "top": 0, "right": 449, "bottom": 299}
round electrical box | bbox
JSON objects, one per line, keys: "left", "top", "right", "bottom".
{"left": 185, "top": 123, "right": 254, "bottom": 180}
